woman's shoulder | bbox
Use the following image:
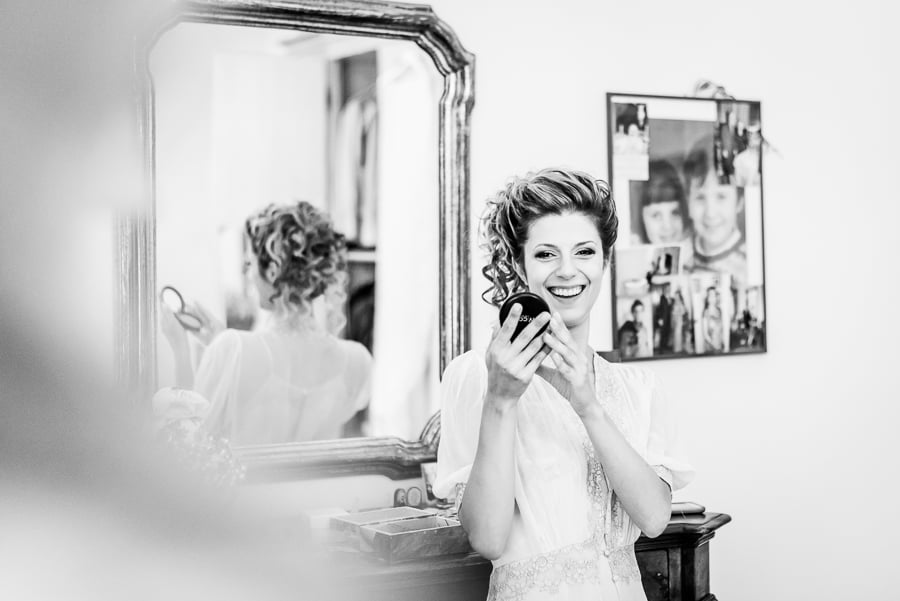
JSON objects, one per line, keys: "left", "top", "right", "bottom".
{"left": 208, "top": 328, "right": 246, "bottom": 352}
{"left": 333, "top": 337, "right": 373, "bottom": 363}
{"left": 605, "top": 358, "right": 658, "bottom": 389}
{"left": 442, "top": 349, "right": 486, "bottom": 380}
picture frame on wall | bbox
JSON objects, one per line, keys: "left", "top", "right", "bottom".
{"left": 607, "top": 93, "right": 767, "bottom": 361}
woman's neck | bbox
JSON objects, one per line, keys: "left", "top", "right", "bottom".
{"left": 567, "top": 318, "right": 593, "bottom": 354}
{"left": 262, "top": 305, "right": 323, "bottom": 334}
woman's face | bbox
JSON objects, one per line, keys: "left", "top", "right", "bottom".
{"left": 521, "top": 212, "right": 606, "bottom": 331}
{"left": 642, "top": 201, "right": 685, "bottom": 244}
{"left": 688, "top": 177, "right": 742, "bottom": 252}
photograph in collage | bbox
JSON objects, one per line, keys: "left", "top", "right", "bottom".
{"left": 608, "top": 94, "right": 766, "bottom": 360}
{"left": 616, "top": 295, "right": 653, "bottom": 359}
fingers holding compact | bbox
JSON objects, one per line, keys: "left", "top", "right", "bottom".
{"left": 542, "top": 313, "right": 591, "bottom": 380}
{"left": 485, "top": 305, "right": 551, "bottom": 403}
{"left": 541, "top": 312, "right": 599, "bottom": 417}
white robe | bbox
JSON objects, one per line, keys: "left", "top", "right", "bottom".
{"left": 435, "top": 351, "right": 694, "bottom": 600}
{"left": 195, "top": 328, "right": 372, "bottom": 445}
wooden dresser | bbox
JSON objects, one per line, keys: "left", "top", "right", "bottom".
{"left": 346, "top": 512, "right": 730, "bottom": 601}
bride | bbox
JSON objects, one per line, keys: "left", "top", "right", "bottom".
{"left": 435, "top": 168, "right": 694, "bottom": 600}
{"left": 160, "top": 201, "right": 372, "bottom": 445}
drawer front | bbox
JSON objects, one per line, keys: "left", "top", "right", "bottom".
{"left": 637, "top": 549, "right": 669, "bottom": 601}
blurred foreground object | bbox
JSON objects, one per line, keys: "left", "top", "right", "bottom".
{"left": 0, "top": 2, "right": 356, "bottom": 599}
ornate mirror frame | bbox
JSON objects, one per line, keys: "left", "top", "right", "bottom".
{"left": 116, "top": 0, "right": 473, "bottom": 481}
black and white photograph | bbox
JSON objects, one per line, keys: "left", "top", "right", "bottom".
{"left": 609, "top": 93, "right": 767, "bottom": 360}
{"left": 612, "top": 101, "right": 650, "bottom": 181}
{"left": 3, "top": 2, "right": 898, "bottom": 601}
{"left": 616, "top": 295, "right": 654, "bottom": 359}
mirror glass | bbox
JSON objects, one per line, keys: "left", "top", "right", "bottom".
{"left": 150, "top": 22, "right": 442, "bottom": 445}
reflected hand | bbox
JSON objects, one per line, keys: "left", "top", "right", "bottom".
{"left": 538, "top": 312, "right": 602, "bottom": 419}
{"left": 187, "top": 301, "right": 225, "bottom": 346}
{"left": 484, "top": 303, "right": 550, "bottom": 408}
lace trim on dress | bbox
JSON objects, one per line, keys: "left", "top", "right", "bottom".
{"left": 484, "top": 356, "right": 643, "bottom": 601}
{"left": 487, "top": 541, "right": 641, "bottom": 600}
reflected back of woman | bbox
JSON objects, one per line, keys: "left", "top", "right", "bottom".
{"left": 161, "top": 201, "right": 372, "bottom": 445}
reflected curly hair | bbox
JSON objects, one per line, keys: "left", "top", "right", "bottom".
{"left": 245, "top": 201, "right": 348, "bottom": 326}
{"left": 480, "top": 168, "right": 618, "bottom": 306}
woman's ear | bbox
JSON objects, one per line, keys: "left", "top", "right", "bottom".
{"left": 265, "top": 263, "right": 279, "bottom": 283}
{"left": 511, "top": 260, "right": 527, "bottom": 289}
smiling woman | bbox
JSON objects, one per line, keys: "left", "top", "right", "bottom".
{"left": 435, "top": 168, "right": 694, "bottom": 601}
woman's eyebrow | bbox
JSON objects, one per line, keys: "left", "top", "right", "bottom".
{"left": 533, "top": 241, "right": 597, "bottom": 248}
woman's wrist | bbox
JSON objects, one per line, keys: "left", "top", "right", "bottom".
{"left": 577, "top": 400, "right": 608, "bottom": 424}
{"left": 483, "top": 391, "right": 519, "bottom": 415}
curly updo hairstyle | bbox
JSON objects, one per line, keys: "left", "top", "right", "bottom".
{"left": 245, "top": 201, "right": 348, "bottom": 328}
{"left": 480, "top": 168, "right": 618, "bottom": 306}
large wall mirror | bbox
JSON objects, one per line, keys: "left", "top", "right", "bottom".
{"left": 118, "top": 0, "right": 473, "bottom": 480}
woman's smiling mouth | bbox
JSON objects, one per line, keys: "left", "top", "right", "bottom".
{"left": 548, "top": 285, "right": 586, "bottom": 299}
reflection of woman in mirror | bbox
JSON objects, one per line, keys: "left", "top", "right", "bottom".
{"left": 434, "top": 169, "right": 694, "bottom": 599}
{"left": 160, "top": 201, "right": 372, "bottom": 444}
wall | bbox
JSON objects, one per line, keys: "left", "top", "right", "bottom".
{"left": 422, "top": 0, "right": 900, "bottom": 598}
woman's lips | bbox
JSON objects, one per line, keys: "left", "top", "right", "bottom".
{"left": 548, "top": 285, "right": 586, "bottom": 299}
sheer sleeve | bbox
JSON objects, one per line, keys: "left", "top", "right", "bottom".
{"left": 644, "top": 372, "right": 695, "bottom": 492}
{"left": 433, "top": 351, "right": 487, "bottom": 501}
{"left": 195, "top": 329, "right": 243, "bottom": 439}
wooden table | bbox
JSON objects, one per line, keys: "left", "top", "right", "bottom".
{"left": 341, "top": 512, "right": 731, "bottom": 601}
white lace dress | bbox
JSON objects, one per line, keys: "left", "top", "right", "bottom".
{"left": 434, "top": 351, "right": 694, "bottom": 601}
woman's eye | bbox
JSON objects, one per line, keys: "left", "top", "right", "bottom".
{"left": 534, "top": 251, "right": 554, "bottom": 260}
{"left": 576, "top": 248, "right": 596, "bottom": 257}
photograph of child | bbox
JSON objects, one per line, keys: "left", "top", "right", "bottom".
{"left": 628, "top": 159, "right": 690, "bottom": 247}
{"left": 682, "top": 134, "right": 749, "bottom": 290}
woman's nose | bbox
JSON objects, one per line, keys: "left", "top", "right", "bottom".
{"left": 555, "top": 255, "right": 577, "bottom": 278}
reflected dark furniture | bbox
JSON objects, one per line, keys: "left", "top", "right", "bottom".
{"left": 351, "top": 512, "right": 730, "bottom": 601}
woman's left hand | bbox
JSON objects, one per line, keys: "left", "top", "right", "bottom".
{"left": 537, "top": 312, "right": 603, "bottom": 419}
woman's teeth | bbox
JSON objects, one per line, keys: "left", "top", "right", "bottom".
{"left": 548, "top": 285, "right": 585, "bottom": 298}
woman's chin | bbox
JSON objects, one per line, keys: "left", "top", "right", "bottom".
{"left": 549, "top": 304, "right": 590, "bottom": 328}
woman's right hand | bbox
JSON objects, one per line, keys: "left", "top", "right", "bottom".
{"left": 484, "top": 303, "right": 551, "bottom": 406}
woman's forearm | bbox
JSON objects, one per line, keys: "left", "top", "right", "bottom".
{"left": 581, "top": 406, "right": 671, "bottom": 537}
{"left": 171, "top": 342, "right": 194, "bottom": 389}
{"left": 458, "top": 396, "right": 518, "bottom": 560}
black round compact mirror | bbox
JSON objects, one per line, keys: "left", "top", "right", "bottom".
{"left": 498, "top": 291, "right": 550, "bottom": 342}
